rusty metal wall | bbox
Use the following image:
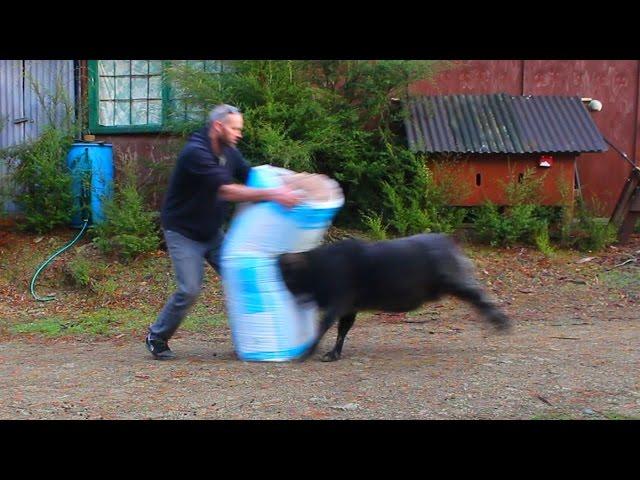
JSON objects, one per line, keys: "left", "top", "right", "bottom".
{"left": 94, "top": 133, "right": 182, "bottom": 210}
{"left": 430, "top": 154, "right": 576, "bottom": 206}
{"left": 522, "top": 60, "right": 639, "bottom": 215}
{"left": 414, "top": 60, "right": 640, "bottom": 215}
{"left": 410, "top": 60, "right": 524, "bottom": 96}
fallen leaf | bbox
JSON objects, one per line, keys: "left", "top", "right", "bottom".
{"left": 577, "top": 257, "right": 596, "bottom": 264}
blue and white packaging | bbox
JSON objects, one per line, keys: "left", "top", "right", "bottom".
{"left": 221, "top": 165, "right": 343, "bottom": 361}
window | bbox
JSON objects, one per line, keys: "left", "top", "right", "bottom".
{"left": 88, "top": 60, "right": 224, "bottom": 133}
{"left": 168, "top": 60, "right": 225, "bottom": 124}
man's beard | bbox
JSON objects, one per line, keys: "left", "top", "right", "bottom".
{"left": 212, "top": 135, "right": 233, "bottom": 152}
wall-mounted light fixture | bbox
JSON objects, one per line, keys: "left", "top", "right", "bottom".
{"left": 581, "top": 97, "right": 603, "bottom": 112}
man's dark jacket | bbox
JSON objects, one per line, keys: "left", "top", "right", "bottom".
{"left": 161, "top": 127, "right": 251, "bottom": 241}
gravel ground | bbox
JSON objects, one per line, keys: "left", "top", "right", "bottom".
{"left": 2, "top": 307, "right": 638, "bottom": 420}
{"left": 2, "top": 233, "right": 638, "bottom": 420}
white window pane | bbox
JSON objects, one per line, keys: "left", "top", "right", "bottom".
{"left": 148, "top": 100, "right": 161, "bottom": 124}
{"left": 187, "top": 109, "right": 205, "bottom": 121}
{"left": 189, "top": 60, "right": 204, "bottom": 71}
{"left": 170, "top": 99, "right": 185, "bottom": 118}
{"left": 99, "top": 77, "right": 115, "bottom": 100}
{"left": 205, "top": 61, "right": 222, "bottom": 73}
{"left": 132, "top": 100, "right": 148, "bottom": 125}
{"left": 115, "top": 78, "right": 130, "bottom": 100}
{"left": 149, "top": 76, "right": 162, "bottom": 98}
{"left": 149, "top": 61, "right": 162, "bottom": 74}
{"left": 132, "top": 60, "right": 148, "bottom": 75}
{"left": 98, "top": 60, "right": 115, "bottom": 76}
{"left": 99, "top": 101, "right": 115, "bottom": 126}
{"left": 115, "top": 101, "right": 130, "bottom": 125}
{"left": 132, "top": 77, "right": 148, "bottom": 99}
{"left": 170, "top": 82, "right": 185, "bottom": 99}
{"left": 115, "top": 60, "right": 130, "bottom": 75}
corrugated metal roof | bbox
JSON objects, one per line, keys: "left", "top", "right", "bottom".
{"left": 404, "top": 93, "right": 608, "bottom": 154}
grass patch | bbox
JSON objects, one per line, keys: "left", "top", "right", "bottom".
{"left": 182, "top": 313, "right": 227, "bottom": 331}
{"left": 11, "top": 317, "right": 67, "bottom": 336}
{"left": 9, "top": 305, "right": 229, "bottom": 339}
{"left": 534, "top": 224, "right": 555, "bottom": 257}
{"left": 91, "top": 278, "right": 119, "bottom": 296}
{"left": 9, "top": 308, "right": 153, "bottom": 338}
{"left": 601, "top": 411, "right": 640, "bottom": 420}
{"left": 599, "top": 268, "right": 640, "bottom": 290}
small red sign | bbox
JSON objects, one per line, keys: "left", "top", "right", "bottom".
{"left": 539, "top": 155, "right": 553, "bottom": 168}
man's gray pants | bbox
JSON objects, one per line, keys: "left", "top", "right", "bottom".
{"left": 148, "top": 229, "right": 223, "bottom": 342}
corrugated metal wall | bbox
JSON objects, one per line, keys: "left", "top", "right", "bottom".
{"left": 0, "top": 59, "right": 75, "bottom": 215}
{"left": 23, "top": 60, "right": 76, "bottom": 141}
{"left": 0, "top": 60, "right": 24, "bottom": 215}
{"left": 0, "top": 60, "right": 25, "bottom": 149}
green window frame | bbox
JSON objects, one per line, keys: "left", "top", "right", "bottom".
{"left": 88, "top": 60, "right": 224, "bottom": 134}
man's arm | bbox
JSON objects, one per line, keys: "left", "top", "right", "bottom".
{"left": 218, "top": 183, "right": 301, "bottom": 208}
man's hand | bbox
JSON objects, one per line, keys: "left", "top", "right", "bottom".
{"left": 218, "top": 183, "right": 302, "bottom": 207}
{"left": 268, "top": 185, "right": 302, "bottom": 208}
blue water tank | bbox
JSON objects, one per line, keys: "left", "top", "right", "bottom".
{"left": 66, "top": 142, "right": 114, "bottom": 227}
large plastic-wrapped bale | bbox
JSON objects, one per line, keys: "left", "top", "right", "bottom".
{"left": 220, "top": 165, "right": 344, "bottom": 361}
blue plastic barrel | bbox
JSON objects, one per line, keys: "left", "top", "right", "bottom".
{"left": 66, "top": 143, "right": 114, "bottom": 227}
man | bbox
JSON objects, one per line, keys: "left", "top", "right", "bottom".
{"left": 146, "top": 104, "right": 300, "bottom": 360}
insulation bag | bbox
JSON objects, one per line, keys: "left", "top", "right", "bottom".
{"left": 220, "top": 165, "right": 344, "bottom": 361}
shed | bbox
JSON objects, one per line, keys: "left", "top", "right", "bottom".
{"left": 403, "top": 93, "right": 608, "bottom": 206}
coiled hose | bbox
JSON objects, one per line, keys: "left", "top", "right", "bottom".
{"left": 30, "top": 149, "right": 91, "bottom": 302}
{"left": 29, "top": 218, "right": 89, "bottom": 301}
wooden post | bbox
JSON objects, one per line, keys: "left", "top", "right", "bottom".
{"left": 610, "top": 167, "right": 640, "bottom": 244}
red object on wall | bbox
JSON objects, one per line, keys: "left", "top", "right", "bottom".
{"left": 539, "top": 155, "right": 553, "bottom": 168}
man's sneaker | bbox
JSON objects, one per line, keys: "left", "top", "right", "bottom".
{"left": 145, "top": 335, "right": 176, "bottom": 360}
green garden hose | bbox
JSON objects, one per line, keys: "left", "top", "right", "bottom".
{"left": 30, "top": 149, "right": 92, "bottom": 302}
{"left": 29, "top": 218, "right": 90, "bottom": 301}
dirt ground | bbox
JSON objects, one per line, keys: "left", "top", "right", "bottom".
{"left": 1, "top": 230, "right": 639, "bottom": 420}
